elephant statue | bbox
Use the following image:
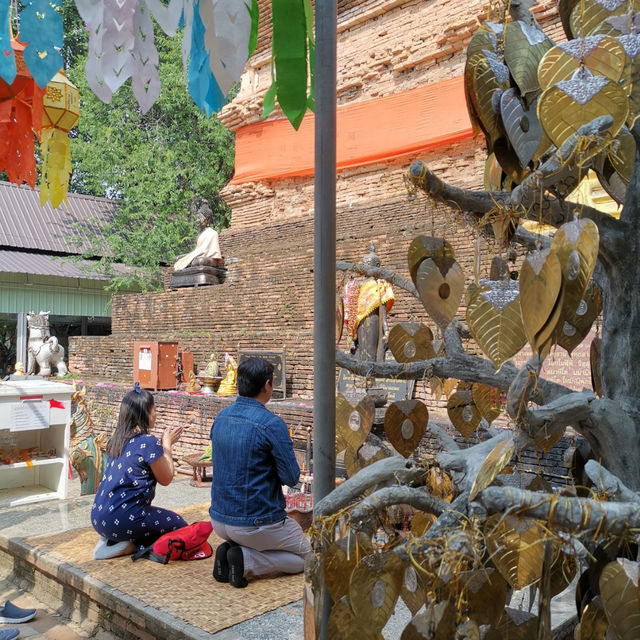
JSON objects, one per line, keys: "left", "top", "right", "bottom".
{"left": 27, "top": 311, "right": 67, "bottom": 377}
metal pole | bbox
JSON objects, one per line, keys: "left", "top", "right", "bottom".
{"left": 313, "top": 0, "right": 336, "bottom": 510}
{"left": 313, "top": 2, "right": 336, "bottom": 639}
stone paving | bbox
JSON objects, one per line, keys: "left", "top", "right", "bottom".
{"left": 0, "top": 576, "right": 118, "bottom": 640}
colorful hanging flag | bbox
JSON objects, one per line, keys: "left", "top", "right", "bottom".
{"left": 0, "top": 3, "right": 15, "bottom": 85}
{"left": 20, "top": 0, "right": 64, "bottom": 88}
{"left": 0, "top": 40, "right": 44, "bottom": 188}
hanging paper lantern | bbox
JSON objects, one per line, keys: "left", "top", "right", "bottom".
{"left": 0, "top": 38, "right": 44, "bottom": 188}
{"left": 39, "top": 71, "right": 80, "bottom": 208}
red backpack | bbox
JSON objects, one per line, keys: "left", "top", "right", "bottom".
{"left": 132, "top": 521, "right": 213, "bottom": 564}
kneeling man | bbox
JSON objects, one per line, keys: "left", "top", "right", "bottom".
{"left": 210, "top": 357, "right": 310, "bottom": 587}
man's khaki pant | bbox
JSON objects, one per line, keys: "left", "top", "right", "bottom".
{"left": 212, "top": 517, "right": 310, "bottom": 578}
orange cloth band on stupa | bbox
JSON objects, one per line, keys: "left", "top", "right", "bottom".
{"left": 231, "top": 75, "right": 472, "bottom": 185}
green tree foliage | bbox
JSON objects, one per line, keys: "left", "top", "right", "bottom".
{"left": 68, "top": 30, "right": 235, "bottom": 291}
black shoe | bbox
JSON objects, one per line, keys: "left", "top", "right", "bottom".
{"left": 213, "top": 542, "right": 234, "bottom": 583}
{"left": 227, "top": 546, "right": 248, "bottom": 588}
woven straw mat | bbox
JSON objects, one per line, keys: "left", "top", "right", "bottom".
{"left": 24, "top": 503, "right": 304, "bottom": 634}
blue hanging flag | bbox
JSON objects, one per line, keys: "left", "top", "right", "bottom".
{"left": 21, "top": 0, "right": 64, "bottom": 88}
{"left": 0, "top": 1, "right": 16, "bottom": 85}
{"left": 187, "top": 0, "right": 225, "bottom": 117}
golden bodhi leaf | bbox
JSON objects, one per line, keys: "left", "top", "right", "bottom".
{"left": 343, "top": 445, "right": 361, "bottom": 478}
{"left": 538, "top": 67, "right": 628, "bottom": 157}
{"left": 549, "top": 552, "right": 579, "bottom": 598}
{"left": 407, "top": 236, "right": 455, "bottom": 285}
{"left": 500, "top": 89, "right": 544, "bottom": 169}
{"left": 504, "top": 20, "right": 551, "bottom": 102}
{"left": 400, "top": 563, "right": 426, "bottom": 615}
{"left": 576, "top": 600, "right": 609, "bottom": 640}
{"left": 485, "top": 515, "right": 552, "bottom": 590}
{"left": 443, "top": 378, "right": 458, "bottom": 398}
{"left": 495, "top": 607, "right": 538, "bottom": 639}
{"left": 599, "top": 559, "right": 640, "bottom": 640}
{"left": 349, "top": 552, "right": 402, "bottom": 632}
{"left": 430, "top": 376, "right": 444, "bottom": 402}
{"left": 384, "top": 400, "right": 428, "bottom": 458}
{"left": 440, "top": 568, "right": 508, "bottom": 628}
{"left": 388, "top": 322, "right": 435, "bottom": 363}
{"left": 447, "top": 390, "right": 482, "bottom": 438}
{"left": 328, "top": 596, "right": 380, "bottom": 640}
{"left": 426, "top": 466, "right": 454, "bottom": 502}
{"left": 466, "top": 279, "right": 527, "bottom": 369}
{"left": 533, "top": 427, "right": 565, "bottom": 453}
{"left": 469, "top": 437, "right": 515, "bottom": 501}
{"left": 556, "top": 281, "right": 602, "bottom": 356}
{"left": 411, "top": 511, "right": 436, "bottom": 536}
{"left": 336, "top": 393, "right": 374, "bottom": 454}
{"left": 471, "top": 383, "right": 502, "bottom": 424}
{"left": 608, "top": 125, "right": 635, "bottom": 185}
{"left": 620, "top": 39, "right": 640, "bottom": 128}
{"left": 325, "top": 532, "right": 373, "bottom": 601}
{"left": 465, "top": 24, "right": 504, "bottom": 142}
{"left": 415, "top": 257, "right": 465, "bottom": 330}
{"left": 551, "top": 217, "right": 600, "bottom": 322}
{"left": 538, "top": 36, "right": 626, "bottom": 91}
{"left": 519, "top": 248, "right": 563, "bottom": 354}
{"left": 401, "top": 601, "right": 456, "bottom": 640}
{"left": 466, "top": 49, "right": 511, "bottom": 150}
{"left": 467, "top": 22, "right": 502, "bottom": 58}
{"left": 569, "top": 0, "right": 630, "bottom": 39}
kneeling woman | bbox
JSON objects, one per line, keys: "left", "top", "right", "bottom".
{"left": 91, "top": 387, "right": 186, "bottom": 558}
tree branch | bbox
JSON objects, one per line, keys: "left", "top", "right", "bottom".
{"left": 348, "top": 486, "right": 449, "bottom": 535}
{"left": 336, "top": 348, "right": 570, "bottom": 404}
{"left": 584, "top": 459, "right": 640, "bottom": 503}
{"left": 478, "top": 486, "right": 640, "bottom": 535}
{"left": 314, "top": 456, "right": 426, "bottom": 518}
{"left": 437, "top": 432, "right": 512, "bottom": 493}
{"left": 407, "top": 116, "right": 625, "bottom": 264}
{"left": 523, "top": 390, "right": 596, "bottom": 434}
{"left": 336, "top": 261, "right": 419, "bottom": 299}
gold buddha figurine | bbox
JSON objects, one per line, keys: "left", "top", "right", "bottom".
{"left": 217, "top": 353, "right": 238, "bottom": 396}
{"left": 202, "top": 353, "right": 220, "bottom": 378}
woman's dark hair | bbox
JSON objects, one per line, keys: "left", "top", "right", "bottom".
{"left": 106, "top": 389, "right": 155, "bottom": 458}
{"left": 237, "top": 357, "right": 274, "bottom": 398}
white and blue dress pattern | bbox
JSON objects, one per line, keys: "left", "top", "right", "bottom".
{"left": 91, "top": 433, "right": 186, "bottom": 544}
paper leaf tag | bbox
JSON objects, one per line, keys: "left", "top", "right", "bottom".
{"left": 387, "top": 322, "right": 435, "bottom": 363}
{"left": 415, "top": 257, "right": 464, "bottom": 330}
{"left": 336, "top": 393, "right": 374, "bottom": 454}
{"left": 384, "top": 400, "right": 428, "bottom": 458}
{"left": 447, "top": 390, "right": 482, "bottom": 438}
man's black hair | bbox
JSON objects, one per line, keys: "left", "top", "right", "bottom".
{"left": 237, "top": 357, "right": 274, "bottom": 398}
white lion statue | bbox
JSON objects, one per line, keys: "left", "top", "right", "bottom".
{"left": 27, "top": 311, "right": 67, "bottom": 377}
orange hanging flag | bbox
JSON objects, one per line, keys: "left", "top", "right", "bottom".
{"left": 0, "top": 38, "right": 44, "bottom": 188}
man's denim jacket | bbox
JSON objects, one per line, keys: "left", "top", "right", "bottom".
{"left": 209, "top": 396, "right": 301, "bottom": 527}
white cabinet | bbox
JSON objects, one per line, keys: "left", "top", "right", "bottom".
{"left": 0, "top": 380, "right": 71, "bottom": 507}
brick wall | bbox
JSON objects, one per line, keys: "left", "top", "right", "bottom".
{"left": 70, "top": 185, "right": 495, "bottom": 404}
{"left": 81, "top": 382, "right": 313, "bottom": 471}
{"left": 68, "top": 0, "right": 579, "bottom": 482}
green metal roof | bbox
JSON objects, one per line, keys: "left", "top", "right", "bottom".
{"left": 0, "top": 272, "right": 112, "bottom": 316}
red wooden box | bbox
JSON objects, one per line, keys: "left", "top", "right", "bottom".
{"left": 133, "top": 341, "right": 179, "bottom": 391}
